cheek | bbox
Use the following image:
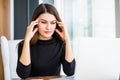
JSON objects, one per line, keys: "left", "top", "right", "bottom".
{"left": 52, "top": 26, "right": 56, "bottom": 30}
{"left": 37, "top": 26, "right": 44, "bottom": 32}
{"left": 52, "top": 25, "right": 56, "bottom": 30}
{"left": 38, "top": 24, "right": 45, "bottom": 29}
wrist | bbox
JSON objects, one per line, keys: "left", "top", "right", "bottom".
{"left": 64, "top": 36, "right": 70, "bottom": 42}
{"left": 64, "top": 32, "right": 70, "bottom": 41}
{"left": 65, "top": 39, "right": 71, "bottom": 46}
{"left": 24, "top": 37, "right": 30, "bottom": 43}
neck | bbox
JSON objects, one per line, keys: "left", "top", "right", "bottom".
{"left": 39, "top": 36, "right": 52, "bottom": 40}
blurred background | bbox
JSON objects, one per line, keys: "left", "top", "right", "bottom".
{"left": 0, "top": 0, "right": 120, "bottom": 80}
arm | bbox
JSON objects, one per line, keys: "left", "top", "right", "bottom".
{"left": 20, "top": 19, "right": 38, "bottom": 65}
{"left": 19, "top": 39, "right": 31, "bottom": 65}
{"left": 64, "top": 36, "right": 74, "bottom": 62}
{"left": 17, "top": 19, "right": 38, "bottom": 78}
{"left": 55, "top": 22, "right": 75, "bottom": 76}
{"left": 55, "top": 21, "right": 74, "bottom": 62}
{"left": 16, "top": 45, "right": 31, "bottom": 78}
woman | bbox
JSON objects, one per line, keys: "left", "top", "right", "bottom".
{"left": 16, "top": 3, "right": 75, "bottom": 79}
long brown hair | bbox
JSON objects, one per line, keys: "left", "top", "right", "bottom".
{"left": 19, "top": 3, "right": 62, "bottom": 45}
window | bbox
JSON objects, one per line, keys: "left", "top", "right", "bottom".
{"left": 10, "top": 0, "right": 116, "bottom": 40}
{"left": 54, "top": 0, "right": 116, "bottom": 55}
{"left": 39, "top": 0, "right": 54, "bottom": 4}
{"left": 55, "top": 0, "right": 116, "bottom": 39}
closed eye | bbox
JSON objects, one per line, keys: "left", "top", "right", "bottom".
{"left": 41, "top": 21, "right": 47, "bottom": 24}
{"left": 51, "top": 20, "right": 57, "bottom": 24}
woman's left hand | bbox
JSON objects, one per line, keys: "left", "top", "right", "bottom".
{"left": 56, "top": 21, "right": 74, "bottom": 62}
{"left": 55, "top": 21, "right": 69, "bottom": 41}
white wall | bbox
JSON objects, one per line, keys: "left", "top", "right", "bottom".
{"left": 73, "top": 37, "right": 120, "bottom": 80}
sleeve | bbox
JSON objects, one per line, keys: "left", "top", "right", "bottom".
{"left": 61, "top": 43, "right": 76, "bottom": 76}
{"left": 16, "top": 44, "right": 31, "bottom": 79}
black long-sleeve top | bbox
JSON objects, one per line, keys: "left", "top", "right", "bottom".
{"left": 16, "top": 37, "right": 75, "bottom": 79}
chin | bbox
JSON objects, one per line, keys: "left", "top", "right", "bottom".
{"left": 45, "top": 33, "right": 53, "bottom": 37}
{"left": 44, "top": 35, "right": 52, "bottom": 39}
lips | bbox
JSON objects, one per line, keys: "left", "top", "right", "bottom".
{"left": 44, "top": 31, "right": 52, "bottom": 34}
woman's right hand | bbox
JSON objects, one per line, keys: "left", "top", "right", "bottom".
{"left": 24, "top": 19, "right": 39, "bottom": 42}
{"left": 19, "top": 19, "right": 38, "bottom": 66}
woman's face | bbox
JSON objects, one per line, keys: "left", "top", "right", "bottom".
{"left": 37, "top": 13, "right": 57, "bottom": 40}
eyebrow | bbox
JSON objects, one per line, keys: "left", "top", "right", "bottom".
{"left": 40, "top": 19, "right": 57, "bottom": 22}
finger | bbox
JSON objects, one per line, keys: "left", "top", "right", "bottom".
{"left": 57, "top": 21, "right": 62, "bottom": 24}
{"left": 30, "top": 18, "right": 39, "bottom": 27}
{"left": 35, "top": 18, "right": 39, "bottom": 22}
{"left": 55, "top": 29, "right": 62, "bottom": 35}
{"left": 55, "top": 29, "right": 64, "bottom": 40}
{"left": 33, "top": 28, "right": 38, "bottom": 34}
{"left": 31, "top": 22, "right": 38, "bottom": 28}
{"left": 30, "top": 20, "right": 38, "bottom": 26}
{"left": 29, "top": 22, "right": 38, "bottom": 31}
{"left": 57, "top": 21, "right": 63, "bottom": 25}
{"left": 57, "top": 21, "right": 68, "bottom": 31}
{"left": 57, "top": 21, "right": 64, "bottom": 28}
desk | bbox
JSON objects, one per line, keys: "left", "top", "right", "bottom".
{"left": 24, "top": 76, "right": 75, "bottom": 80}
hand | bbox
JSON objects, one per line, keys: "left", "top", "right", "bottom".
{"left": 55, "top": 21, "right": 69, "bottom": 41}
{"left": 24, "top": 19, "right": 39, "bottom": 41}
{"left": 56, "top": 22, "right": 74, "bottom": 62}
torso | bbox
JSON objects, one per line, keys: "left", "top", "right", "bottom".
{"left": 29, "top": 37, "right": 65, "bottom": 76}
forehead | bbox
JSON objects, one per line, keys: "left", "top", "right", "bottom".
{"left": 38, "top": 13, "right": 56, "bottom": 21}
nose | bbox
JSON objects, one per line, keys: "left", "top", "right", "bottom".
{"left": 46, "top": 23, "right": 51, "bottom": 30}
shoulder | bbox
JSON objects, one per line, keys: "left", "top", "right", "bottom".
{"left": 54, "top": 37, "right": 65, "bottom": 50}
{"left": 55, "top": 37, "right": 65, "bottom": 45}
